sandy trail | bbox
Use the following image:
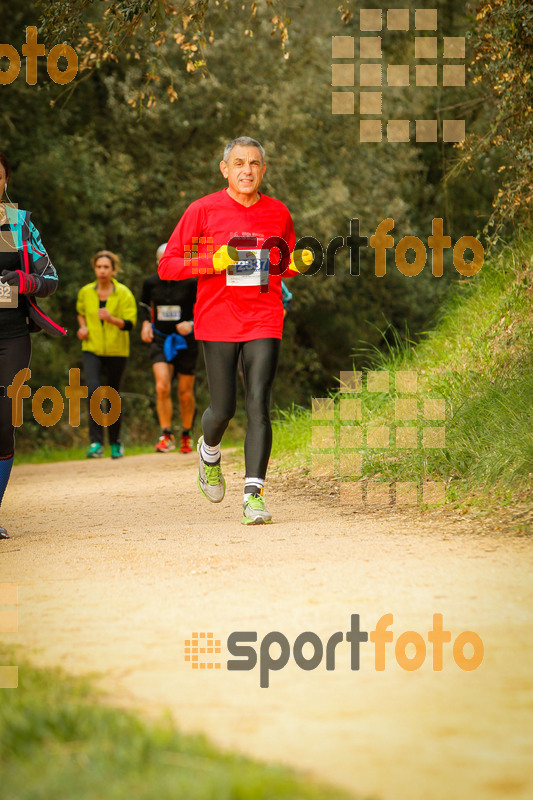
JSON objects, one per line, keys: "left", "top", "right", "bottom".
{"left": 1, "top": 453, "right": 532, "bottom": 800}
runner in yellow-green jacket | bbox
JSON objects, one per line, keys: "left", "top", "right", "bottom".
{"left": 76, "top": 250, "right": 137, "bottom": 459}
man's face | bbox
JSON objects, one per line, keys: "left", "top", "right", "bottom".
{"left": 220, "top": 146, "right": 266, "bottom": 197}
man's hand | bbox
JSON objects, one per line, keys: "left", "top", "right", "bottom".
{"left": 212, "top": 245, "right": 238, "bottom": 273}
{"left": 288, "top": 249, "right": 314, "bottom": 274}
{"left": 98, "top": 307, "right": 111, "bottom": 322}
{"left": 77, "top": 326, "right": 89, "bottom": 340}
{"left": 176, "top": 321, "right": 193, "bottom": 335}
{"left": 141, "top": 321, "right": 154, "bottom": 343}
{"left": 1, "top": 270, "right": 38, "bottom": 294}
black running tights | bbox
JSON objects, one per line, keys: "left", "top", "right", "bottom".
{"left": 82, "top": 352, "right": 127, "bottom": 445}
{"left": 0, "top": 334, "right": 31, "bottom": 457}
{"left": 201, "top": 338, "right": 281, "bottom": 480}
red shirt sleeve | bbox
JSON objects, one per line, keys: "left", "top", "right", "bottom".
{"left": 159, "top": 200, "right": 213, "bottom": 280}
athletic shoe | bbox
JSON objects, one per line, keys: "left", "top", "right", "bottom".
{"left": 197, "top": 435, "right": 225, "bottom": 503}
{"left": 241, "top": 494, "right": 273, "bottom": 525}
{"left": 0, "top": 524, "right": 9, "bottom": 540}
{"left": 155, "top": 433, "right": 176, "bottom": 453}
{"left": 111, "top": 443, "right": 124, "bottom": 459}
{"left": 180, "top": 434, "right": 193, "bottom": 454}
{"left": 86, "top": 442, "right": 104, "bottom": 458}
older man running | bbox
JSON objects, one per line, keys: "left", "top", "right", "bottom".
{"left": 159, "top": 136, "right": 307, "bottom": 525}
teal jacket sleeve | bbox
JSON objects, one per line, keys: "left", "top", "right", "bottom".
{"left": 27, "top": 220, "right": 59, "bottom": 298}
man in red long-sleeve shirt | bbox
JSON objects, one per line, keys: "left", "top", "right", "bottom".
{"left": 159, "top": 136, "right": 305, "bottom": 525}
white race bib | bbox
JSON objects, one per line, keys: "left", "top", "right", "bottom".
{"left": 0, "top": 283, "right": 18, "bottom": 307}
{"left": 157, "top": 305, "right": 182, "bottom": 321}
{"left": 226, "top": 249, "right": 270, "bottom": 287}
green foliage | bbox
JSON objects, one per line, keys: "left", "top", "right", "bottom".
{"left": 455, "top": 0, "right": 533, "bottom": 237}
{"left": 2, "top": 0, "right": 522, "bottom": 452}
{"left": 272, "top": 239, "right": 533, "bottom": 504}
{"left": 37, "top": 0, "right": 291, "bottom": 106}
{"left": 0, "top": 647, "right": 358, "bottom": 800}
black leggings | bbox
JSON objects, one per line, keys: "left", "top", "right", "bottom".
{"left": 0, "top": 334, "right": 31, "bottom": 457}
{"left": 202, "top": 338, "right": 281, "bottom": 480}
{"left": 82, "top": 352, "right": 127, "bottom": 445}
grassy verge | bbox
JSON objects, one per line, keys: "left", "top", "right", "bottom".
{"left": 0, "top": 648, "right": 358, "bottom": 800}
{"left": 271, "top": 239, "right": 533, "bottom": 510}
{"left": 15, "top": 424, "right": 248, "bottom": 465}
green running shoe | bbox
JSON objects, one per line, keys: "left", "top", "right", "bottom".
{"left": 197, "top": 435, "right": 225, "bottom": 503}
{"left": 241, "top": 493, "right": 273, "bottom": 525}
{"left": 111, "top": 443, "right": 124, "bottom": 459}
{"left": 86, "top": 442, "right": 104, "bottom": 458}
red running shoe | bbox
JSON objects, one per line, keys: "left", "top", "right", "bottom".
{"left": 180, "top": 434, "right": 193, "bottom": 454}
{"left": 155, "top": 433, "right": 176, "bottom": 453}
{"left": 0, "top": 524, "right": 9, "bottom": 539}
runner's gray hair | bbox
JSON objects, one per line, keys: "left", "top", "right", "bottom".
{"left": 223, "top": 137, "right": 265, "bottom": 163}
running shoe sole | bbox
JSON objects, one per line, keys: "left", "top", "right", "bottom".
{"left": 241, "top": 515, "right": 273, "bottom": 525}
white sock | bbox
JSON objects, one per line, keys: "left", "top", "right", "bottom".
{"left": 201, "top": 440, "right": 221, "bottom": 463}
{"left": 244, "top": 477, "right": 265, "bottom": 502}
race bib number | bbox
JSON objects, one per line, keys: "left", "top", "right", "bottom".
{"left": 226, "top": 249, "right": 270, "bottom": 287}
{"left": 157, "top": 305, "right": 182, "bottom": 321}
{"left": 0, "top": 283, "right": 18, "bottom": 308}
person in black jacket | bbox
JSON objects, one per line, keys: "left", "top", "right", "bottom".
{"left": 0, "top": 152, "right": 65, "bottom": 540}
{"left": 140, "top": 243, "right": 197, "bottom": 453}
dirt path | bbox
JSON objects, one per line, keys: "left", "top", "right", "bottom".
{"left": 1, "top": 453, "right": 532, "bottom": 800}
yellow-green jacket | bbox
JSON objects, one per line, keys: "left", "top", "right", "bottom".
{"left": 76, "top": 279, "right": 137, "bottom": 356}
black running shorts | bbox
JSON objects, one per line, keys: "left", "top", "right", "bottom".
{"left": 149, "top": 332, "right": 198, "bottom": 376}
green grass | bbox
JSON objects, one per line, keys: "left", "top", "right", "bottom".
{"left": 271, "top": 404, "right": 312, "bottom": 464}
{"left": 0, "top": 648, "right": 359, "bottom": 800}
{"left": 15, "top": 424, "right": 249, "bottom": 465}
{"left": 271, "top": 239, "right": 533, "bottom": 507}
